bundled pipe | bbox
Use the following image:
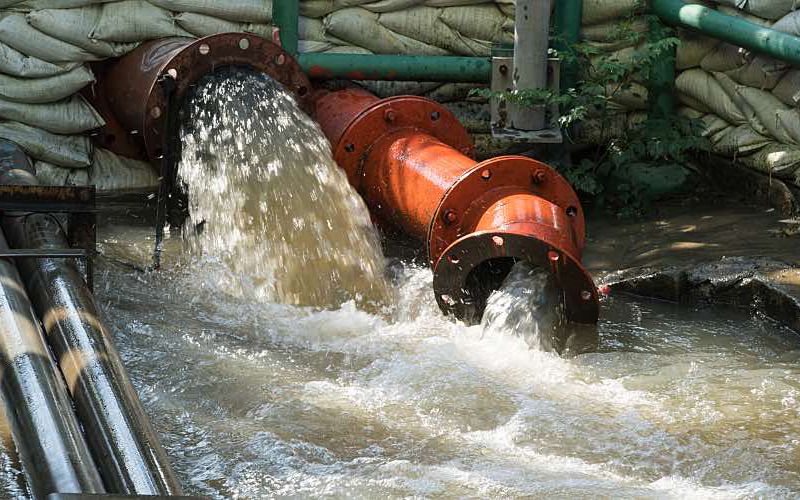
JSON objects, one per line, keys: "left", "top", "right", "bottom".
{"left": 0, "top": 166, "right": 182, "bottom": 495}
{"left": 0, "top": 219, "right": 105, "bottom": 498}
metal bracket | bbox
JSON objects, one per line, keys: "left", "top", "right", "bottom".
{"left": 490, "top": 56, "right": 563, "bottom": 143}
{"left": 0, "top": 185, "right": 96, "bottom": 290}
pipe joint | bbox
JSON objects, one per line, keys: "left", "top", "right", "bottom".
{"left": 313, "top": 88, "right": 599, "bottom": 326}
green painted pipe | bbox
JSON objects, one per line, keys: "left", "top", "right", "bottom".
{"left": 298, "top": 53, "right": 492, "bottom": 83}
{"left": 552, "top": 0, "right": 582, "bottom": 90}
{"left": 273, "top": 0, "right": 299, "bottom": 56}
{"left": 653, "top": 0, "right": 800, "bottom": 66}
{"left": 648, "top": 17, "right": 677, "bottom": 119}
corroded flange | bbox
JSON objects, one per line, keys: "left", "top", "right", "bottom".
{"left": 93, "top": 32, "right": 312, "bottom": 162}
{"left": 331, "top": 95, "right": 474, "bottom": 187}
{"left": 427, "top": 156, "right": 586, "bottom": 267}
{"left": 433, "top": 230, "right": 600, "bottom": 325}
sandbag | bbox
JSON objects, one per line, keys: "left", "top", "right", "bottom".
{"left": 90, "top": 147, "right": 159, "bottom": 192}
{"left": 148, "top": 0, "right": 273, "bottom": 24}
{"left": 440, "top": 4, "right": 511, "bottom": 44}
{"left": 358, "top": 80, "right": 441, "bottom": 98}
{"left": 0, "top": 14, "right": 100, "bottom": 62}
{"left": 676, "top": 33, "right": 718, "bottom": 70}
{"left": 700, "top": 43, "right": 749, "bottom": 72}
{"left": 710, "top": 124, "right": 771, "bottom": 157}
{"left": 9, "top": 0, "right": 117, "bottom": 9}
{"left": 35, "top": 161, "right": 72, "bottom": 186}
{"left": 582, "top": 0, "right": 640, "bottom": 25}
{"left": 739, "top": 143, "right": 800, "bottom": 180}
{"left": 773, "top": 69, "right": 800, "bottom": 106}
{"left": 300, "top": 0, "right": 336, "bottom": 19}
{"left": 0, "top": 41, "right": 79, "bottom": 78}
{"left": 714, "top": 0, "right": 797, "bottom": 21}
{"left": 91, "top": 1, "right": 192, "bottom": 43}
{"left": 325, "top": 7, "right": 448, "bottom": 55}
{"left": 582, "top": 18, "right": 648, "bottom": 43}
{"left": 27, "top": 7, "right": 138, "bottom": 58}
{"left": 0, "top": 65, "right": 94, "bottom": 104}
{"left": 0, "top": 95, "right": 104, "bottom": 134}
{"left": 174, "top": 12, "right": 273, "bottom": 38}
{"left": 0, "top": 122, "right": 92, "bottom": 167}
{"left": 379, "top": 6, "right": 486, "bottom": 55}
{"left": 676, "top": 69, "right": 746, "bottom": 125}
{"left": 698, "top": 113, "right": 731, "bottom": 138}
{"left": 734, "top": 85, "right": 794, "bottom": 144}
{"left": 299, "top": 16, "right": 344, "bottom": 43}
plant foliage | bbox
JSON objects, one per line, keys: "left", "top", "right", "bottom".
{"left": 472, "top": 14, "right": 710, "bottom": 216}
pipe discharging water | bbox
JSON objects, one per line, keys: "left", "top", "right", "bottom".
{"left": 176, "top": 69, "right": 390, "bottom": 308}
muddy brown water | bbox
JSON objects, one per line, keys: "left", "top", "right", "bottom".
{"left": 0, "top": 217, "right": 796, "bottom": 499}
{"left": 0, "top": 71, "right": 798, "bottom": 497}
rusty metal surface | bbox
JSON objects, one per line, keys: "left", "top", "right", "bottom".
{"left": 0, "top": 184, "right": 95, "bottom": 212}
{"left": 311, "top": 87, "right": 381, "bottom": 154}
{"left": 311, "top": 88, "right": 598, "bottom": 325}
{"left": 323, "top": 95, "right": 474, "bottom": 186}
{"left": 429, "top": 156, "right": 585, "bottom": 266}
{"left": 94, "top": 33, "right": 312, "bottom": 162}
{"left": 433, "top": 231, "right": 599, "bottom": 324}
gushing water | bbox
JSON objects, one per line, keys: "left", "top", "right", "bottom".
{"left": 481, "top": 261, "right": 569, "bottom": 352}
{"left": 177, "top": 69, "right": 389, "bottom": 308}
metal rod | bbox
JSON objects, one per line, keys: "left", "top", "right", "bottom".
{"left": 509, "top": 0, "right": 551, "bottom": 130}
{"left": 273, "top": 0, "right": 299, "bottom": 56}
{"left": 653, "top": 0, "right": 800, "bottom": 67}
{"left": 298, "top": 53, "right": 492, "bottom": 83}
{"left": 0, "top": 169, "right": 182, "bottom": 496}
{"left": 0, "top": 250, "right": 87, "bottom": 258}
{"left": 0, "top": 227, "right": 105, "bottom": 498}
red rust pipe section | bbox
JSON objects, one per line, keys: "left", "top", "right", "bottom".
{"left": 313, "top": 88, "right": 599, "bottom": 325}
{"left": 87, "top": 33, "right": 312, "bottom": 163}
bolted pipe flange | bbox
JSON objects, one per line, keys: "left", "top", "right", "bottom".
{"left": 324, "top": 91, "right": 474, "bottom": 187}
{"left": 90, "top": 32, "right": 312, "bottom": 163}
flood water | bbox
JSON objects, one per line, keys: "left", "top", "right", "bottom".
{"left": 87, "top": 235, "right": 800, "bottom": 498}
{"left": 0, "top": 70, "right": 797, "bottom": 498}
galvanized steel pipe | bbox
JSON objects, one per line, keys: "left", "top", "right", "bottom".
{"left": 0, "top": 168, "right": 183, "bottom": 496}
{"left": 0, "top": 228, "right": 106, "bottom": 498}
{"left": 312, "top": 88, "right": 599, "bottom": 324}
{"left": 0, "top": 169, "right": 105, "bottom": 499}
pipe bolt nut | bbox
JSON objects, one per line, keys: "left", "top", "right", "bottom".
{"left": 443, "top": 209, "right": 458, "bottom": 225}
{"left": 384, "top": 109, "right": 397, "bottom": 123}
{"left": 532, "top": 169, "right": 547, "bottom": 184}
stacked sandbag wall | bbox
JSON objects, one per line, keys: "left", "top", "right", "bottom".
{"left": 0, "top": 0, "right": 797, "bottom": 191}
{"left": 673, "top": 3, "right": 800, "bottom": 187}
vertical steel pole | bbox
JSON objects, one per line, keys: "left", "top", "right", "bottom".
{"left": 509, "top": 0, "right": 551, "bottom": 130}
{"left": 273, "top": 0, "right": 299, "bottom": 56}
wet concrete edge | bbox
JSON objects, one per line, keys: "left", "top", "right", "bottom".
{"left": 600, "top": 257, "right": 800, "bottom": 333}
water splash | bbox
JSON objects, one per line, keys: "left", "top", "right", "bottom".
{"left": 481, "top": 261, "right": 593, "bottom": 353}
{"left": 176, "top": 69, "right": 390, "bottom": 308}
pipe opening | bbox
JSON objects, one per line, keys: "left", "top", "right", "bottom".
{"left": 463, "top": 256, "right": 519, "bottom": 322}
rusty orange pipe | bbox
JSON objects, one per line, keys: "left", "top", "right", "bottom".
{"left": 312, "top": 88, "right": 599, "bottom": 324}
{"left": 88, "top": 33, "right": 312, "bottom": 163}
